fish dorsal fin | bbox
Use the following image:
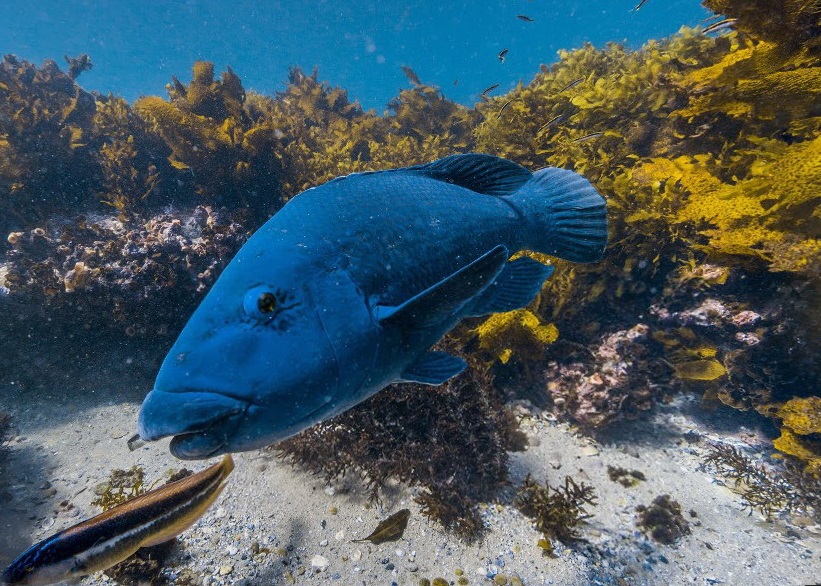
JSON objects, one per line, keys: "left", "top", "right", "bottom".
{"left": 400, "top": 351, "right": 467, "bottom": 385}
{"left": 376, "top": 245, "right": 509, "bottom": 330}
{"left": 417, "top": 153, "right": 532, "bottom": 197}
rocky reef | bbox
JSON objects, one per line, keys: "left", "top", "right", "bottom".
{"left": 1, "top": 0, "right": 820, "bottom": 533}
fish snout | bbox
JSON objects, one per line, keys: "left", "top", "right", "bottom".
{"left": 138, "top": 389, "right": 248, "bottom": 458}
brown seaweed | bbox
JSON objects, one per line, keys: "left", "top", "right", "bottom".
{"left": 635, "top": 494, "right": 690, "bottom": 545}
{"left": 515, "top": 474, "right": 597, "bottom": 545}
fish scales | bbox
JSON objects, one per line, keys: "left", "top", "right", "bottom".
{"left": 273, "top": 171, "right": 524, "bottom": 307}
{"left": 138, "top": 154, "right": 607, "bottom": 459}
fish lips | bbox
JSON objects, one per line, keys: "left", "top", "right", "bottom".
{"left": 138, "top": 389, "right": 249, "bottom": 459}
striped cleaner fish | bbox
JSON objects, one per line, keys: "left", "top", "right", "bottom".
{"left": 138, "top": 153, "right": 608, "bottom": 459}
{"left": 2, "top": 455, "right": 233, "bottom": 586}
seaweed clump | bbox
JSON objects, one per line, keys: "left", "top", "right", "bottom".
{"left": 607, "top": 465, "right": 646, "bottom": 488}
{"left": 700, "top": 442, "right": 821, "bottom": 522}
{"left": 635, "top": 495, "right": 690, "bottom": 545}
{"left": 702, "top": 0, "right": 821, "bottom": 52}
{"left": 133, "top": 62, "right": 281, "bottom": 216}
{"left": 0, "top": 55, "right": 98, "bottom": 234}
{"left": 514, "top": 474, "right": 597, "bottom": 549}
{"left": 276, "top": 343, "right": 520, "bottom": 538}
{"left": 91, "top": 465, "right": 149, "bottom": 510}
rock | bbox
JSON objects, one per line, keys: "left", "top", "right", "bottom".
{"left": 580, "top": 444, "right": 600, "bottom": 457}
{"left": 311, "top": 554, "right": 330, "bottom": 571}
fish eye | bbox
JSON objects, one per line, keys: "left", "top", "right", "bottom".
{"left": 243, "top": 287, "right": 279, "bottom": 320}
{"left": 257, "top": 292, "right": 277, "bottom": 313}
{"left": 243, "top": 286, "right": 297, "bottom": 325}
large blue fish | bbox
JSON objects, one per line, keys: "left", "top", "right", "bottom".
{"left": 138, "top": 154, "right": 607, "bottom": 459}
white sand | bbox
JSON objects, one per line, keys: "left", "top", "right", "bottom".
{"left": 1, "top": 381, "right": 819, "bottom": 586}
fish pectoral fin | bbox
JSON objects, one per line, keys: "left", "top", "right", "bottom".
{"left": 416, "top": 153, "right": 532, "bottom": 196}
{"left": 376, "top": 245, "right": 509, "bottom": 330}
{"left": 400, "top": 351, "right": 467, "bottom": 385}
{"left": 465, "top": 256, "right": 554, "bottom": 316}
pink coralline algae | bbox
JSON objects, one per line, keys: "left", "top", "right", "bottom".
{"left": 546, "top": 324, "right": 672, "bottom": 429}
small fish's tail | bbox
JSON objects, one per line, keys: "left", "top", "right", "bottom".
{"left": 513, "top": 166, "right": 607, "bottom": 263}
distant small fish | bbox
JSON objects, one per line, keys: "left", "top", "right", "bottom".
{"left": 537, "top": 113, "right": 567, "bottom": 132}
{"left": 701, "top": 18, "right": 737, "bottom": 34}
{"left": 453, "top": 79, "right": 459, "bottom": 85}
{"left": 498, "top": 48, "right": 509, "bottom": 63}
{"left": 353, "top": 509, "right": 411, "bottom": 544}
{"left": 401, "top": 65, "right": 421, "bottom": 86}
{"left": 496, "top": 99, "right": 513, "bottom": 119}
{"left": 701, "top": 13, "right": 725, "bottom": 25}
{"left": 559, "top": 77, "right": 584, "bottom": 93}
{"left": 2, "top": 456, "right": 234, "bottom": 586}
{"left": 480, "top": 83, "right": 500, "bottom": 99}
{"left": 517, "top": 14, "right": 534, "bottom": 22}
{"left": 571, "top": 132, "right": 605, "bottom": 143}
{"left": 634, "top": 0, "right": 650, "bottom": 10}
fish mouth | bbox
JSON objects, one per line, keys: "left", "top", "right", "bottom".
{"left": 138, "top": 389, "right": 249, "bottom": 460}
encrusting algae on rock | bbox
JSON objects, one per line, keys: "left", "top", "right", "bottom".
{"left": 775, "top": 397, "right": 821, "bottom": 475}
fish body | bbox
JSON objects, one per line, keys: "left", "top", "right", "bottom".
{"left": 480, "top": 83, "right": 500, "bottom": 97}
{"left": 2, "top": 456, "right": 233, "bottom": 586}
{"left": 138, "top": 154, "right": 607, "bottom": 459}
{"left": 401, "top": 65, "right": 421, "bottom": 85}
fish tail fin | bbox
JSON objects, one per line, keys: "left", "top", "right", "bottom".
{"left": 512, "top": 166, "right": 607, "bottom": 263}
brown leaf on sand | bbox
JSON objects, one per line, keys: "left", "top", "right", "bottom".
{"left": 352, "top": 509, "right": 411, "bottom": 544}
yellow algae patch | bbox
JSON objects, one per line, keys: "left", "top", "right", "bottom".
{"left": 475, "top": 309, "right": 559, "bottom": 364}
{"left": 674, "top": 359, "right": 727, "bottom": 381}
{"left": 773, "top": 429, "right": 821, "bottom": 475}
{"left": 774, "top": 397, "right": 821, "bottom": 474}
{"left": 778, "top": 397, "right": 821, "bottom": 436}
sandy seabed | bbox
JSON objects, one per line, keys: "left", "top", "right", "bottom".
{"left": 1, "top": 376, "right": 819, "bottom": 586}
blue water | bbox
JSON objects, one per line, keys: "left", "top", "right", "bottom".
{"left": 1, "top": 0, "right": 709, "bottom": 110}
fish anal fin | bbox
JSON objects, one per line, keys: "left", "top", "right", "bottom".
{"left": 466, "top": 256, "right": 554, "bottom": 316}
{"left": 400, "top": 351, "right": 467, "bottom": 385}
{"left": 419, "top": 153, "right": 532, "bottom": 197}
{"left": 377, "top": 245, "right": 509, "bottom": 330}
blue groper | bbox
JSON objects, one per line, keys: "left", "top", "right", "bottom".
{"left": 138, "top": 153, "right": 607, "bottom": 459}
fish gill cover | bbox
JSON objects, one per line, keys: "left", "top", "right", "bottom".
{"left": 1, "top": 0, "right": 820, "bottom": 531}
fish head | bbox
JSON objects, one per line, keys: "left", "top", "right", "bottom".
{"left": 138, "top": 253, "right": 369, "bottom": 459}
